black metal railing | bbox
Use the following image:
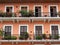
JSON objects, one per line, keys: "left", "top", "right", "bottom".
{"left": 0, "top": 34, "right": 60, "bottom": 40}
{"left": 34, "top": 34, "right": 59, "bottom": 40}
{"left": 0, "top": 12, "right": 59, "bottom": 17}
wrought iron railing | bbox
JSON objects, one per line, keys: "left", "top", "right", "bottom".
{"left": 0, "top": 34, "right": 60, "bottom": 40}
{"left": 0, "top": 12, "right": 59, "bottom": 17}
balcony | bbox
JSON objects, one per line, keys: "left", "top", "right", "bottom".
{"left": 0, "top": 34, "right": 60, "bottom": 40}
{"left": 0, "top": 30, "right": 60, "bottom": 45}
{"left": 0, "top": 12, "right": 59, "bottom": 22}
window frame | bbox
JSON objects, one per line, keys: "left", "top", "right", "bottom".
{"left": 3, "top": 25, "right": 13, "bottom": 36}
{"left": 34, "top": 24, "right": 44, "bottom": 35}
{"left": 34, "top": 5, "right": 43, "bottom": 16}
{"left": 19, "top": 24, "right": 28, "bottom": 36}
{"left": 5, "top": 5, "right": 14, "bottom": 12}
{"left": 49, "top": 5, "right": 58, "bottom": 17}
{"left": 20, "top": 5, "right": 29, "bottom": 12}
{"left": 50, "top": 24, "right": 60, "bottom": 36}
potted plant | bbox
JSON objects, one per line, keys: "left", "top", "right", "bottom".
{"left": 0, "top": 30, "right": 3, "bottom": 40}
{"left": 11, "top": 36, "right": 17, "bottom": 40}
{"left": 4, "top": 35, "right": 11, "bottom": 40}
{"left": 36, "top": 36, "right": 42, "bottom": 40}
{"left": 57, "top": 11, "right": 60, "bottom": 17}
{"left": 28, "top": 10, "right": 34, "bottom": 17}
{"left": 19, "top": 32, "right": 29, "bottom": 40}
{"left": 19, "top": 36, "right": 24, "bottom": 40}
{"left": 42, "top": 34, "right": 46, "bottom": 39}
{"left": 20, "top": 10, "right": 29, "bottom": 17}
{"left": 0, "top": 10, "right": 4, "bottom": 17}
{"left": 54, "top": 35, "right": 59, "bottom": 39}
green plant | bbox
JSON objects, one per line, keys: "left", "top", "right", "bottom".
{"left": 19, "top": 36, "right": 24, "bottom": 40}
{"left": 36, "top": 36, "right": 42, "bottom": 40}
{"left": 23, "top": 32, "right": 29, "bottom": 39}
{"left": 28, "top": 10, "right": 34, "bottom": 17}
{"left": 20, "top": 10, "right": 29, "bottom": 17}
{"left": 54, "top": 35, "right": 59, "bottom": 39}
{"left": 4, "top": 35, "right": 17, "bottom": 40}
{"left": 42, "top": 34, "right": 46, "bottom": 39}
{"left": 19, "top": 10, "right": 34, "bottom": 17}
{"left": 11, "top": 36, "right": 17, "bottom": 40}
{"left": 0, "top": 30, "right": 3, "bottom": 36}
{"left": 19, "top": 32, "right": 29, "bottom": 40}
{"left": 4, "top": 35, "right": 11, "bottom": 40}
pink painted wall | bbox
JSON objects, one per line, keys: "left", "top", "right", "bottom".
{"left": 0, "top": 3, "right": 60, "bottom": 39}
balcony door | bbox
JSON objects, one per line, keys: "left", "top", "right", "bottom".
{"left": 51, "top": 25, "right": 59, "bottom": 39}
{"left": 50, "top": 6, "right": 57, "bottom": 17}
{"left": 35, "top": 6, "right": 42, "bottom": 17}
{"left": 20, "top": 25, "right": 27, "bottom": 36}
{"left": 35, "top": 25, "right": 43, "bottom": 39}
{"left": 5, "top": 6, "right": 14, "bottom": 13}
{"left": 4, "top": 25, "right": 12, "bottom": 36}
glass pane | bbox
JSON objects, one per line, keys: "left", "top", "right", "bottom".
{"left": 4, "top": 26, "right": 11, "bottom": 36}
{"left": 20, "top": 26, "right": 27, "bottom": 35}
{"left": 35, "top": 26, "right": 42, "bottom": 36}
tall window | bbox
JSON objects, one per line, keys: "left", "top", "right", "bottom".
{"left": 35, "top": 26, "right": 42, "bottom": 37}
{"left": 4, "top": 25, "right": 12, "bottom": 36}
{"left": 50, "top": 6, "right": 57, "bottom": 17}
{"left": 35, "top": 6, "right": 42, "bottom": 17}
{"left": 20, "top": 6, "right": 28, "bottom": 11}
{"left": 20, "top": 26, "right": 27, "bottom": 36}
{"left": 5, "top": 6, "right": 13, "bottom": 13}
{"left": 51, "top": 25, "right": 59, "bottom": 38}
{"left": 21, "top": 7, "right": 27, "bottom": 11}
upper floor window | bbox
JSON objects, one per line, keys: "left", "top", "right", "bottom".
{"left": 5, "top": 5, "right": 14, "bottom": 13}
{"left": 49, "top": 5, "right": 58, "bottom": 17}
{"left": 34, "top": 5, "right": 43, "bottom": 17}
{"left": 20, "top": 5, "right": 29, "bottom": 12}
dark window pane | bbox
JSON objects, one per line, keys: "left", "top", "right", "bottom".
{"left": 4, "top": 26, "right": 11, "bottom": 36}
{"left": 35, "top": 26, "right": 42, "bottom": 36}
{"left": 20, "top": 26, "right": 27, "bottom": 35}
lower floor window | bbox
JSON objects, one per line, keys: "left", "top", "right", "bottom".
{"left": 51, "top": 25, "right": 59, "bottom": 39}
{"left": 4, "top": 25, "right": 12, "bottom": 36}
{"left": 35, "top": 25, "right": 43, "bottom": 39}
{"left": 20, "top": 26, "right": 27, "bottom": 36}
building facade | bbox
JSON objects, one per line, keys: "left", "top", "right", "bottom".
{"left": 0, "top": 0, "right": 60, "bottom": 45}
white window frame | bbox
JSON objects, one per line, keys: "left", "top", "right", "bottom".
{"left": 34, "top": 5, "right": 43, "bottom": 17}
{"left": 48, "top": 5, "right": 58, "bottom": 17}
{"left": 20, "top": 5, "right": 29, "bottom": 12}
{"left": 5, "top": 5, "right": 14, "bottom": 12}
{"left": 3, "top": 25, "right": 13, "bottom": 36}
{"left": 50, "top": 24, "right": 60, "bottom": 36}
{"left": 19, "top": 24, "right": 28, "bottom": 36}
{"left": 34, "top": 24, "right": 44, "bottom": 34}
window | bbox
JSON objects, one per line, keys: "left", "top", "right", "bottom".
{"left": 51, "top": 25, "right": 59, "bottom": 39}
{"left": 4, "top": 25, "right": 12, "bottom": 36}
{"left": 20, "top": 25, "right": 27, "bottom": 36}
{"left": 5, "top": 5, "right": 14, "bottom": 13}
{"left": 35, "top": 25, "right": 42, "bottom": 37}
{"left": 34, "top": 5, "right": 43, "bottom": 17}
{"left": 21, "top": 7, "right": 27, "bottom": 11}
{"left": 49, "top": 5, "right": 58, "bottom": 17}
{"left": 20, "top": 5, "right": 29, "bottom": 12}
{"left": 51, "top": 26, "right": 58, "bottom": 35}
